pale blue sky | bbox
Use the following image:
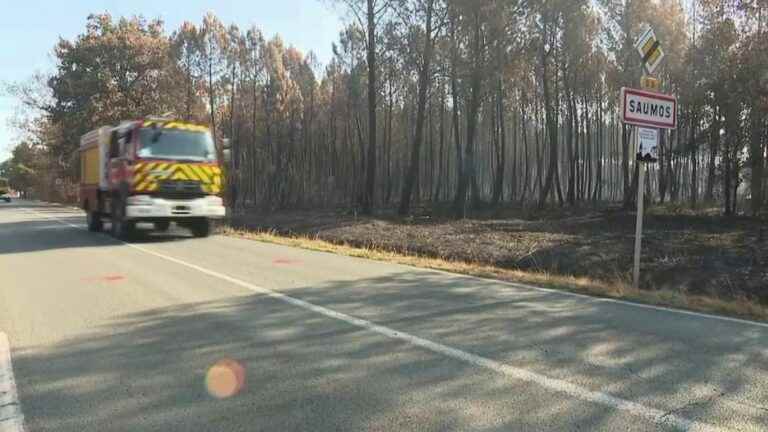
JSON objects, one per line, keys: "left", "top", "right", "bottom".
{"left": 0, "top": 0, "right": 345, "bottom": 161}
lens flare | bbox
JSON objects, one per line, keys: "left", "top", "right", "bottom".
{"left": 205, "top": 358, "right": 246, "bottom": 399}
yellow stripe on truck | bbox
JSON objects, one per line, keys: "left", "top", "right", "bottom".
{"left": 212, "top": 167, "right": 222, "bottom": 186}
{"left": 171, "top": 168, "right": 189, "bottom": 181}
{"left": 135, "top": 181, "right": 149, "bottom": 192}
{"left": 180, "top": 164, "right": 201, "bottom": 181}
{"left": 196, "top": 166, "right": 212, "bottom": 183}
{"left": 130, "top": 162, "right": 223, "bottom": 194}
{"left": 133, "top": 173, "right": 148, "bottom": 188}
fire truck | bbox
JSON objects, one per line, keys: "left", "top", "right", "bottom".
{"left": 79, "top": 117, "right": 227, "bottom": 239}
{"left": 0, "top": 178, "right": 11, "bottom": 202}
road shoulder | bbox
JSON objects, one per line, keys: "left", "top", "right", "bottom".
{"left": 0, "top": 332, "right": 25, "bottom": 432}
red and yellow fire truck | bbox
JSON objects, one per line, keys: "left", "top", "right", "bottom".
{"left": 79, "top": 117, "right": 227, "bottom": 239}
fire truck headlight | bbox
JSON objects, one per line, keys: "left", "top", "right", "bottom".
{"left": 206, "top": 196, "right": 223, "bottom": 207}
{"left": 126, "top": 195, "right": 154, "bottom": 206}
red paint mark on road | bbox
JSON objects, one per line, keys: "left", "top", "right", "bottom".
{"left": 82, "top": 275, "right": 126, "bottom": 283}
{"left": 272, "top": 258, "right": 301, "bottom": 265}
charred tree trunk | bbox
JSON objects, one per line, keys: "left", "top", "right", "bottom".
{"left": 705, "top": 110, "right": 720, "bottom": 203}
{"left": 454, "top": 12, "right": 483, "bottom": 218}
{"left": 362, "top": 0, "right": 377, "bottom": 214}
{"left": 750, "top": 109, "right": 765, "bottom": 215}
{"left": 400, "top": 0, "right": 435, "bottom": 215}
{"left": 538, "top": 32, "right": 560, "bottom": 209}
{"left": 689, "top": 112, "right": 699, "bottom": 208}
{"left": 492, "top": 77, "right": 506, "bottom": 206}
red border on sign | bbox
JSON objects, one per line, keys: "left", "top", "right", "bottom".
{"left": 622, "top": 88, "right": 677, "bottom": 129}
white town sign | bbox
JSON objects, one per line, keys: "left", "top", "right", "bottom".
{"left": 621, "top": 87, "right": 677, "bottom": 130}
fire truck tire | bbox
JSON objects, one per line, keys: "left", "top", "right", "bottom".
{"left": 87, "top": 211, "right": 103, "bottom": 232}
{"left": 190, "top": 219, "right": 211, "bottom": 238}
{"left": 154, "top": 221, "right": 171, "bottom": 232}
{"left": 111, "top": 199, "right": 135, "bottom": 240}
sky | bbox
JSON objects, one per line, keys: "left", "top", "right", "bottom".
{"left": 0, "top": 0, "right": 346, "bottom": 162}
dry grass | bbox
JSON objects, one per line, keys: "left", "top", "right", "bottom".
{"left": 221, "top": 226, "right": 768, "bottom": 323}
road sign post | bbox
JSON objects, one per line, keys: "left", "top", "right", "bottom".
{"left": 631, "top": 126, "right": 659, "bottom": 290}
{"left": 634, "top": 144, "right": 646, "bottom": 290}
{"left": 623, "top": 89, "right": 672, "bottom": 289}
{"left": 622, "top": 25, "right": 678, "bottom": 290}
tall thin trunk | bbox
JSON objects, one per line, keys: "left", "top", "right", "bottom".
{"left": 584, "top": 93, "right": 592, "bottom": 201}
{"left": 185, "top": 49, "right": 193, "bottom": 120}
{"left": 509, "top": 99, "right": 517, "bottom": 202}
{"left": 705, "top": 110, "right": 720, "bottom": 202}
{"left": 492, "top": 76, "right": 506, "bottom": 206}
{"left": 435, "top": 80, "right": 446, "bottom": 202}
{"left": 689, "top": 113, "right": 699, "bottom": 208}
{"left": 535, "top": 100, "right": 543, "bottom": 199}
{"left": 539, "top": 31, "right": 560, "bottom": 209}
{"left": 621, "top": 123, "right": 631, "bottom": 208}
{"left": 208, "top": 54, "right": 217, "bottom": 146}
{"left": 593, "top": 95, "right": 603, "bottom": 203}
{"left": 521, "top": 106, "right": 530, "bottom": 205}
{"left": 363, "top": 0, "right": 377, "bottom": 214}
{"left": 385, "top": 77, "right": 394, "bottom": 205}
{"left": 724, "top": 111, "right": 735, "bottom": 216}
{"left": 566, "top": 90, "right": 576, "bottom": 205}
{"left": 750, "top": 108, "right": 764, "bottom": 215}
{"left": 229, "top": 60, "right": 239, "bottom": 208}
{"left": 454, "top": 12, "right": 483, "bottom": 218}
{"left": 659, "top": 129, "right": 667, "bottom": 203}
{"left": 400, "top": 0, "right": 434, "bottom": 215}
{"left": 450, "top": 20, "right": 463, "bottom": 210}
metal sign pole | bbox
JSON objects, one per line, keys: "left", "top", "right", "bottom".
{"left": 633, "top": 145, "right": 645, "bottom": 290}
{"left": 627, "top": 25, "right": 672, "bottom": 290}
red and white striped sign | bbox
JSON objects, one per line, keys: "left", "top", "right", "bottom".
{"left": 621, "top": 87, "right": 677, "bottom": 130}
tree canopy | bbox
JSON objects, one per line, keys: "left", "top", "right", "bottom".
{"left": 4, "top": 1, "right": 767, "bottom": 216}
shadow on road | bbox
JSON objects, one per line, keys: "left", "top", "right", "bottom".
{"left": 11, "top": 271, "right": 768, "bottom": 431}
{"left": 0, "top": 201, "right": 198, "bottom": 255}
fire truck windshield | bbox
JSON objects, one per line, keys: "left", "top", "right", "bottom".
{"left": 137, "top": 128, "right": 217, "bottom": 162}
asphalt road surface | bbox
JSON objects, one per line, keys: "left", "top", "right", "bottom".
{"left": 1, "top": 200, "right": 767, "bottom": 432}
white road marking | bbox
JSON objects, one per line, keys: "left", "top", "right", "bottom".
{"left": 24, "top": 205, "right": 729, "bottom": 431}
{"left": 26, "top": 224, "right": 87, "bottom": 231}
{"left": 0, "top": 333, "right": 25, "bottom": 432}
{"left": 18, "top": 203, "right": 768, "bottom": 330}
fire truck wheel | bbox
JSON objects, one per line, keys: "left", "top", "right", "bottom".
{"left": 154, "top": 221, "right": 171, "bottom": 232}
{"left": 87, "top": 211, "right": 103, "bottom": 232}
{"left": 111, "top": 199, "right": 135, "bottom": 240}
{"left": 190, "top": 219, "right": 211, "bottom": 238}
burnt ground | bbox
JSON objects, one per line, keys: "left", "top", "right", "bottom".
{"left": 230, "top": 205, "right": 768, "bottom": 305}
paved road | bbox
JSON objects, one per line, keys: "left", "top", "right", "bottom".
{"left": 0, "top": 200, "right": 766, "bottom": 432}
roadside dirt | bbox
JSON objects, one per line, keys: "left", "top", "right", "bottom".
{"left": 231, "top": 205, "right": 768, "bottom": 305}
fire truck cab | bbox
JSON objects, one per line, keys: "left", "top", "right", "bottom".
{"left": 79, "top": 118, "right": 227, "bottom": 239}
{"left": 0, "top": 178, "right": 11, "bottom": 202}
